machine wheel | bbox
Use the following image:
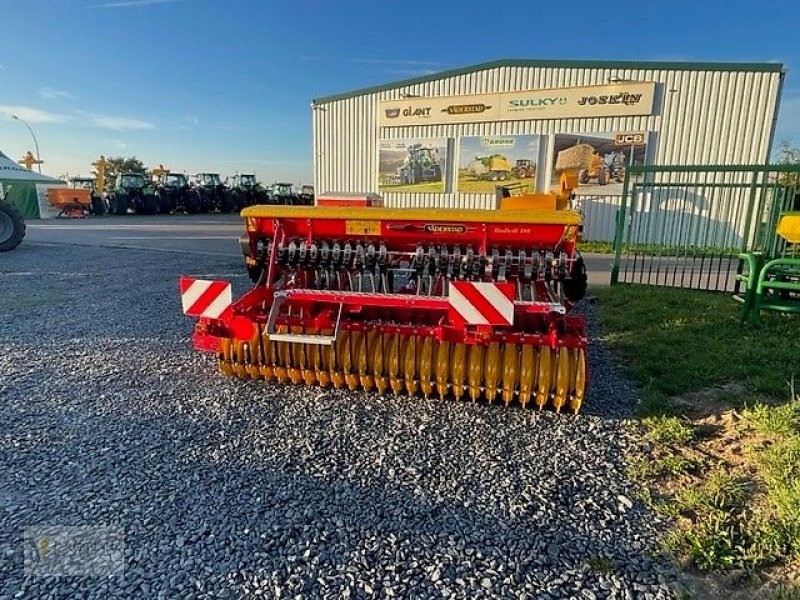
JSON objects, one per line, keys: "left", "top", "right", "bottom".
{"left": 0, "top": 200, "right": 25, "bottom": 252}
{"left": 218, "top": 193, "right": 236, "bottom": 213}
{"left": 563, "top": 256, "right": 588, "bottom": 302}
{"left": 138, "top": 195, "right": 159, "bottom": 215}
{"left": 579, "top": 170, "right": 590, "bottom": 184}
{"left": 90, "top": 194, "right": 105, "bottom": 216}
{"left": 597, "top": 169, "right": 609, "bottom": 186}
{"left": 183, "top": 193, "right": 200, "bottom": 214}
{"left": 156, "top": 192, "right": 172, "bottom": 214}
{"left": 109, "top": 195, "right": 127, "bottom": 216}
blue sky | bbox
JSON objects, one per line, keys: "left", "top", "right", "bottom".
{"left": 0, "top": 0, "right": 798, "bottom": 183}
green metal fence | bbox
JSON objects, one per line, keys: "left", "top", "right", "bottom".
{"left": 610, "top": 164, "right": 800, "bottom": 292}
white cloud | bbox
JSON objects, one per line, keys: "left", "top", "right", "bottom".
{"left": 81, "top": 112, "right": 155, "bottom": 131}
{"left": 0, "top": 105, "right": 71, "bottom": 123}
{"left": 39, "top": 87, "right": 78, "bottom": 100}
{"left": 93, "top": 0, "right": 182, "bottom": 7}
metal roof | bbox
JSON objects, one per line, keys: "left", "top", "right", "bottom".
{"left": 313, "top": 58, "right": 785, "bottom": 105}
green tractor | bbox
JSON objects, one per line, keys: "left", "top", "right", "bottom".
{"left": 228, "top": 173, "right": 267, "bottom": 209}
{"left": 106, "top": 172, "right": 159, "bottom": 215}
{"left": 398, "top": 144, "right": 442, "bottom": 185}
{"left": 191, "top": 172, "right": 234, "bottom": 213}
{"left": 154, "top": 173, "right": 200, "bottom": 214}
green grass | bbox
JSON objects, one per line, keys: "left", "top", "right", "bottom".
{"left": 629, "top": 453, "right": 695, "bottom": 480}
{"left": 378, "top": 182, "right": 444, "bottom": 193}
{"left": 742, "top": 399, "right": 800, "bottom": 436}
{"left": 642, "top": 416, "right": 696, "bottom": 444}
{"left": 579, "top": 241, "right": 739, "bottom": 257}
{"left": 593, "top": 285, "right": 800, "bottom": 416}
{"left": 456, "top": 175, "right": 533, "bottom": 194}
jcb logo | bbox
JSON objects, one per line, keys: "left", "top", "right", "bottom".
{"left": 614, "top": 132, "right": 646, "bottom": 146}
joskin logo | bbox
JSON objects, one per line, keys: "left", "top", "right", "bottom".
{"left": 442, "top": 103, "right": 491, "bottom": 115}
{"left": 424, "top": 224, "right": 466, "bottom": 234}
{"left": 384, "top": 106, "right": 432, "bottom": 119}
{"left": 507, "top": 96, "right": 568, "bottom": 110}
{"left": 578, "top": 93, "right": 642, "bottom": 106}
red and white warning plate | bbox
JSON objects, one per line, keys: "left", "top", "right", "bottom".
{"left": 179, "top": 277, "right": 232, "bottom": 319}
{"left": 448, "top": 281, "right": 515, "bottom": 326}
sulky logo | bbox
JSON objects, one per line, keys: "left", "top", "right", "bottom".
{"left": 442, "top": 103, "right": 491, "bottom": 115}
{"left": 508, "top": 96, "right": 568, "bottom": 109}
{"left": 424, "top": 224, "right": 466, "bottom": 234}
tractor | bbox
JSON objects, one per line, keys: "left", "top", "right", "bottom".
{"left": 298, "top": 184, "right": 315, "bottom": 205}
{"left": 70, "top": 177, "right": 106, "bottom": 215}
{"left": 228, "top": 173, "right": 268, "bottom": 209}
{"left": 155, "top": 173, "right": 199, "bottom": 214}
{"left": 106, "top": 172, "right": 159, "bottom": 215}
{"left": 579, "top": 152, "right": 625, "bottom": 186}
{"left": 191, "top": 173, "right": 234, "bottom": 213}
{"left": 269, "top": 182, "right": 301, "bottom": 205}
{"left": 398, "top": 144, "right": 442, "bottom": 185}
{"left": 512, "top": 159, "right": 536, "bottom": 179}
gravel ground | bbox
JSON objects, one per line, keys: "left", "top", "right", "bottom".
{"left": 0, "top": 243, "right": 679, "bottom": 599}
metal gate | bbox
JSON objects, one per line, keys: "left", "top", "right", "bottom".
{"left": 610, "top": 164, "right": 800, "bottom": 291}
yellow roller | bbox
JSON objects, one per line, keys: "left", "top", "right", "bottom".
{"left": 246, "top": 333, "right": 263, "bottom": 380}
{"left": 518, "top": 345, "right": 535, "bottom": 408}
{"left": 274, "top": 326, "right": 290, "bottom": 383}
{"left": 467, "top": 345, "right": 485, "bottom": 401}
{"left": 434, "top": 341, "right": 450, "bottom": 397}
{"left": 404, "top": 335, "right": 418, "bottom": 396}
{"left": 303, "top": 332, "right": 319, "bottom": 385}
{"left": 419, "top": 337, "right": 434, "bottom": 399}
{"left": 259, "top": 329, "right": 275, "bottom": 380}
{"left": 287, "top": 327, "right": 304, "bottom": 384}
{"left": 569, "top": 349, "right": 587, "bottom": 414}
{"left": 314, "top": 330, "right": 332, "bottom": 387}
{"left": 501, "top": 343, "right": 519, "bottom": 406}
{"left": 232, "top": 340, "right": 248, "bottom": 379}
{"left": 552, "top": 347, "right": 570, "bottom": 413}
{"left": 370, "top": 333, "right": 388, "bottom": 393}
{"left": 451, "top": 343, "right": 466, "bottom": 399}
{"left": 357, "top": 331, "right": 374, "bottom": 391}
{"left": 344, "top": 331, "right": 361, "bottom": 391}
{"left": 218, "top": 337, "right": 234, "bottom": 377}
{"left": 484, "top": 342, "right": 500, "bottom": 404}
{"left": 535, "top": 347, "right": 552, "bottom": 410}
{"left": 388, "top": 334, "right": 404, "bottom": 395}
{"left": 330, "top": 331, "right": 348, "bottom": 389}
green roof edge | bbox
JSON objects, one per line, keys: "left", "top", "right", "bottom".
{"left": 312, "top": 58, "right": 785, "bottom": 105}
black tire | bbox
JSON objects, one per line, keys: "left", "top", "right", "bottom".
{"left": 184, "top": 192, "right": 200, "bottom": 214}
{"left": 563, "top": 255, "right": 588, "bottom": 302}
{"left": 156, "top": 192, "right": 171, "bottom": 214}
{"left": 138, "top": 195, "right": 159, "bottom": 215}
{"left": 90, "top": 194, "right": 105, "bottom": 216}
{"left": 218, "top": 193, "right": 235, "bottom": 213}
{"left": 597, "top": 169, "right": 609, "bottom": 186}
{"left": 0, "top": 200, "right": 25, "bottom": 252}
{"left": 579, "top": 170, "right": 590, "bottom": 184}
{"left": 109, "top": 195, "right": 127, "bottom": 216}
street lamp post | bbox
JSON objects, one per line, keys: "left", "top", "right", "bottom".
{"left": 11, "top": 115, "right": 42, "bottom": 173}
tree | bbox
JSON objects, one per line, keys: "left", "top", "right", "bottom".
{"left": 103, "top": 156, "right": 148, "bottom": 193}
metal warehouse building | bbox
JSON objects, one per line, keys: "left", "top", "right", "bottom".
{"left": 312, "top": 59, "right": 784, "bottom": 240}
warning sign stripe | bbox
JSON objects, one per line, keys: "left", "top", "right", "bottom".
{"left": 449, "top": 282, "right": 515, "bottom": 326}
{"left": 180, "top": 278, "right": 232, "bottom": 319}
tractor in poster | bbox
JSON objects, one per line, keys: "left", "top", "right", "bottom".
{"left": 398, "top": 144, "right": 442, "bottom": 185}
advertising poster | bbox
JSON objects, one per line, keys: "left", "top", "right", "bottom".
{"left": 457, "top": 135, "right": 540, "bottom": 194}
{"left": 551, "top": 131, "right": 648, "bottom": 195}
{"left": 378, "top": 138, "right": 448, "bottom": 193}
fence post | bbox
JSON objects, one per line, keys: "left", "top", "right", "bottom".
{"left": 610, "top": 167, "right": 632, "bottom": 285}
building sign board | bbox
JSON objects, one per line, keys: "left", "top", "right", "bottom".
{"left": 379, "top": 83, "right": 656, "bottom": 126}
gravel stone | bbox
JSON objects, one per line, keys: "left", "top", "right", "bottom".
{"left": 0, "top": 244, "right": 680, "bottom": 598}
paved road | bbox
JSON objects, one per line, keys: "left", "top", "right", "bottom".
{"left": 24, "top": 214, "right": 616, "bottom": 286}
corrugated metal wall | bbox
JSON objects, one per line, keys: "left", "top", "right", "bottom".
{"left": 313, "top": 64, "right": 783, "bottom": 219}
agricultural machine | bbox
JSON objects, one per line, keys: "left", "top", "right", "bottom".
{"left": 180, "top": 174, "right": 590, "bottom": 413}
{"left": 513, "top": 159, "right": 536, "bottom": 179}
{"left": 192, "top": 173, "right": 234, "bottom": 213}
{"left": 269, "top": 183, "right": 311, "bottom": 206}
{"left": 468, "top": 155, "right": 513, "bottom": 181}
{"left": 106, "top": 172, "right": 159, "bottom": 215}
{"left": 70, "top": 177, "right": 106, "bottom": 215}
{"left": 298, "top": 185, "right": 315, "bottom": 205}
{"left": 229, "top": 174, "right": 268, "bottom": 209}
{"left": 398, "top": 144, "right": 442, "bottom": 185}
{"left": 579, "top": 152, "right": 625, "bottom": 186}
{"left": 155, "top": 173, "right": 199, "bottom": 214}
{"left": 0, "top": 187, "right": 25, "bottom": 252}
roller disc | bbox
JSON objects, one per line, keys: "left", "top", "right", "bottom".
{"left": 330, "top": 331, "right": 348, "bottom": 389}
{"left": 419, "top": 337, "right": 434, "bottom": 399}
{"left": 434, "top": 341, "right": 449, "bottom": 398}
{"left": 467, "top": 345, "right": 485, "bottom": 401}
{"left": 552, "top": 347, "right": 570, "bottom": 413}
{"left": 403, "top": 335, "right": 418, "bottom": 396}
{"left": 569, "top": 348, "right": 587, "bottom": 414}
{"left": 371, "top": 333, "right": 388, "bottom": 394}
{"left": 232, "top": 340, "right": 249, "bottom": 379}
{"left": 273, "top": 326, "right": 290, "bottom": 383}
{"left": 218, "top": 338, "right": 234, "bottom": 377}
{"left": 344, "top": 331, "right": 361, "bottom": 391}
{"left": 388, "top": 334, "right": 404, "bottom": 395}
{"left": 246, "top": 332, "right": 263, "bottom": 380}
{"left": 451, "top": 343, "right": 466, "bottom": 399}
{"left": 484, "top": 342, "right": 501, "bottom": 404}
{"left": 303, "top": 334, "right": 319, "bottom": 386}
{"left": 315, "top": 330, "right": 332, "bottom": 387}
{"left": 259, "top": 329, "right": 275, "bottom": 380}
{"left": 501, "top": 343, "right": 519, "bottom": 406}
{"left": 517, "top": 344, "right": 535, "bottom": 408}
{"left": 288, "top": 327, "right": 305, "bottom": 384}
{"left": 535, "top": 347, "right": 552, "bottom": 410}
{"left": 357, "top": 331, "right": 373, "bottom": 391}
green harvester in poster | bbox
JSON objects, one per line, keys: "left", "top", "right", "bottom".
{"left": 457, "top": 135, "right": 540, "bottom": 194}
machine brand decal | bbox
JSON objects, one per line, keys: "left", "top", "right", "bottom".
{"left": 493, "top": 226, "right": 533, "bottom": 235}
{"left": 179, "top": 277, "right": 232, "bottom": 319}
{"left": 443, "top": 103, "right": 491, "bottom": 115}
{"left": 449, "top": 282, "right": 515, "bottom": 326}
{"left": 345, "top": 220, "right": 382, "bottom": 236}
{"left": 578, "top": 93, "right": 642, "bottom": 106}
{"left": 507, "top": 96, "right": 568, "bottom": 109}
{"left": 614, "top": 131, "right": 647, "bottom": 146}
{"left": 402, "top": 106, "right": 431, "bottom": 117}
{"left": 384, "top": 108, "right": 401, "bottom": 118}
{"left": 424, "top": 224, "right": 467, "bottom": 234}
